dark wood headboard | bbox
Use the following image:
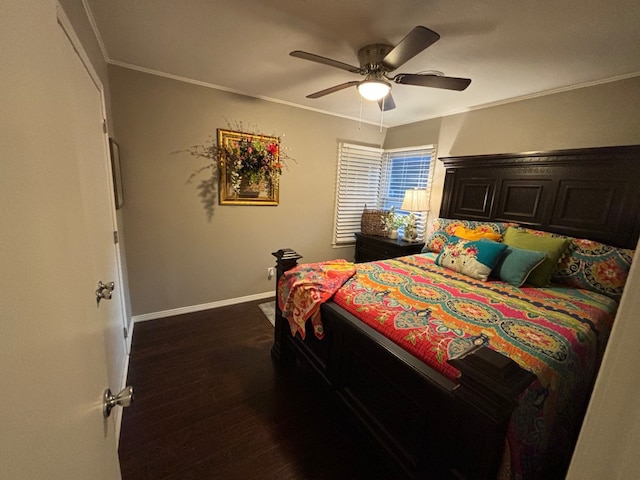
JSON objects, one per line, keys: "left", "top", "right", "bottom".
{"left": 439, "top": 144, "right": 640, "bottom": 249}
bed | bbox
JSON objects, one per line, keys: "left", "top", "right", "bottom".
{"left": 271, "top": 144, "right": 640, "bottom": 480}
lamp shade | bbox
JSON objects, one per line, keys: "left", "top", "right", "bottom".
{"left": 357, "top": 79, "right": 391, "bottom": 101}
{"left": 400, "top": 189, "right": 429, "bottom": 212}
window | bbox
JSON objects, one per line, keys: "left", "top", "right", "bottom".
{"left": 333, "top": 143, "right": 436, "bottom": 245}
{"left": 379, "top": 147, "right": 436, "bottom": 239}
{"left": 332, "top": 144, "right": 384, "bottom": 245}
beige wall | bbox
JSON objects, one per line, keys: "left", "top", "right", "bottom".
{"left": 109, "top": 66, "right": 386, "bottom": 315}
{"left": 385, "top": 75, "right": 640, "bottom": 231}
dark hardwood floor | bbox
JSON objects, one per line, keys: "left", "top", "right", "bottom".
{"left": 119, "top": 299, "right": 405, "bottom": 479}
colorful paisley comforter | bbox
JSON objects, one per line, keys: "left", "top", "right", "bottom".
{"left": 327, "top": 253, "right": 618, "bottom": 479}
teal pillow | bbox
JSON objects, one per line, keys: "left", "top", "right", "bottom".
{"left": 436, "top": 237, "right": 507, "bottom": 281}
{"left": 502, "top": 227, "right": 571, "bottom": 287}
{"left": 492, "top": 245, "right": 547, "bottom": 287}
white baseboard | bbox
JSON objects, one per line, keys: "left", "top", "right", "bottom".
{"left": 132, "top": 291, "right": 275, "bottom": 323}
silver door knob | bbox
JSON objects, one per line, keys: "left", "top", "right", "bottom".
{"left": 103, "top": 386, "right": 134, "bottom": 418}
{"left": 96, "top": 281, "right": 115, "bottom": 305}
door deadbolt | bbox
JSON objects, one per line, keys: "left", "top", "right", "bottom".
{"left": 103, "top": 386, "right": 134, "bottom": 418}
{"left": 96, "top": 281, "right": 115, "bottom": 305}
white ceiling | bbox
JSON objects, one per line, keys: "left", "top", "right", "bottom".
{"left": 85, "top": 0, "right": 640, "bottom": 127}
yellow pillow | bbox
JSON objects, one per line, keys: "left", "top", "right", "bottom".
{"left": 453, "top": 225, "right": 503, "bottom": 242}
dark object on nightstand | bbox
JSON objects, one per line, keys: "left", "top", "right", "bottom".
{"left": 354, "top": 232, "right": 425, "bottom": 263}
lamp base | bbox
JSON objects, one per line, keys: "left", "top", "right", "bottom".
{"left": 402, "top": 213, "right": 419, "bottom": 243}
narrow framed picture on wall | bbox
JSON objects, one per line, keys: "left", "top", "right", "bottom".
{"left": 109, "top": 138, "right": 124, "bottom": 209}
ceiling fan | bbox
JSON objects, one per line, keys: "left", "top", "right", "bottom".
{"left": 290, "top": 26, "right": 471, "bottom": 111}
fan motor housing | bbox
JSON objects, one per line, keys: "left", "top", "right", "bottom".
{"left": 357, "top": 44, "right": 393, "bottom": 72}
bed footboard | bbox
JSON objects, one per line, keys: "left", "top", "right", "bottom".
{"left": 448, "top": 343, "right": 536, "bottom": 478}
{"left": 271, "top": 249, "right": 535, "bottom": 479}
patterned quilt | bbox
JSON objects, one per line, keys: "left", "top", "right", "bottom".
{"left": 330, "top": 253, "right": 618, "bottom": 479}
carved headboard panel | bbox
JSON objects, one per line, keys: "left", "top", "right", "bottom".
{"left": 439, "top": 145, "right": 640, "bottom": 249}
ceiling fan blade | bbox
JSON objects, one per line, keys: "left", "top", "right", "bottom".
{"left": 307, "top": 81, "right": 360, "bottom": 99}
{"left": 377, "top": 93, "right": 396, "bottom": 111}
{"left": 290, "top": 51, "right": 362, "bottom": 74}
{"left": 394, "top": 73, "right": 471, "bottom": 91}
{"left": 381, "top": 26, "right": 440, "bottom": 71}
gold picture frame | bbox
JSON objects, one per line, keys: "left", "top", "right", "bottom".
{"left": 217, "top": 129, "right": 280, "bottom": 206}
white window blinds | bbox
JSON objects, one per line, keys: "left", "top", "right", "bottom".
{"left": 333, "top": 143, "right": 436, "bottom": 245}
{"left": 333, "top": 143, "right": 384, "bottom": 245}
{"left": 379, "top": 146, "right": 436, "bottom": 238}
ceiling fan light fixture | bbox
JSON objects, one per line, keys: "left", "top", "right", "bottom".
{"left": 357, "top": 78, "right": 391, "bottom": 101}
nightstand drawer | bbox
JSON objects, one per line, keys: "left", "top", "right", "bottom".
{"left": 357, "top": 244, "right": 391, "bottom": 262}
{"left": 361, "top": 242, "right": 392, "bottom": 257}
{"left": 354, "top": 233, "right": 425, "bottom": 263}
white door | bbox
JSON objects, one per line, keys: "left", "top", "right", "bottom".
{"left": 59, "top": 9, "right": 128, "bottom": 397}
{"left": 0, "top": 2, "right": 126, "bottom": 478}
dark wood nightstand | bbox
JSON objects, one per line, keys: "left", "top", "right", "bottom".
{"left": 354, "top": 233, "right": 425, "bottom": 263}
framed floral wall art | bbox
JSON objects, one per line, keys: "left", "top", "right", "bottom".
{"left": 217, "top": 129, "right": 282, "bottom": 205}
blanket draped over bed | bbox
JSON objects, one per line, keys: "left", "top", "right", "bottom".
{"left": 279, "top": 253, "right": 617, "bottom": 479}
{"left": 277, "top": 259, "right": 356, "bottom": 340}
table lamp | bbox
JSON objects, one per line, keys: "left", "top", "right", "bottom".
{"left": 400, "top": 188, "right": 429, "bottom": 242}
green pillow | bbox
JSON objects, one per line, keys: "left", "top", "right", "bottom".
{"left": 492, "top": 244, "right": 547, "bottom": 287}
{"left": 502, "top": 227, "right": 571, "bottom": 287}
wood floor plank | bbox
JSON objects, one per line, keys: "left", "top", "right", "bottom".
{"left": 119, "top": 300, "right": 405, "bottom": 479}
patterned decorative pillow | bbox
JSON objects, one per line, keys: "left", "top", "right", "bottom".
{"left": 423, "top": 218, "right": 514, "bottom": 253}
{"left": 435, "top": 237, "right": 507, "bottom": 281}
{"left": 552, "top": 238, "right": 635, "bottom": 301}
{"left": 510, "top": 228, "right": 634, "bottom": 299}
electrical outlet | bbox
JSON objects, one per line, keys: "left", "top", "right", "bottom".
{"left": 267, "top": 267, "right": 275, "bottom": 280}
